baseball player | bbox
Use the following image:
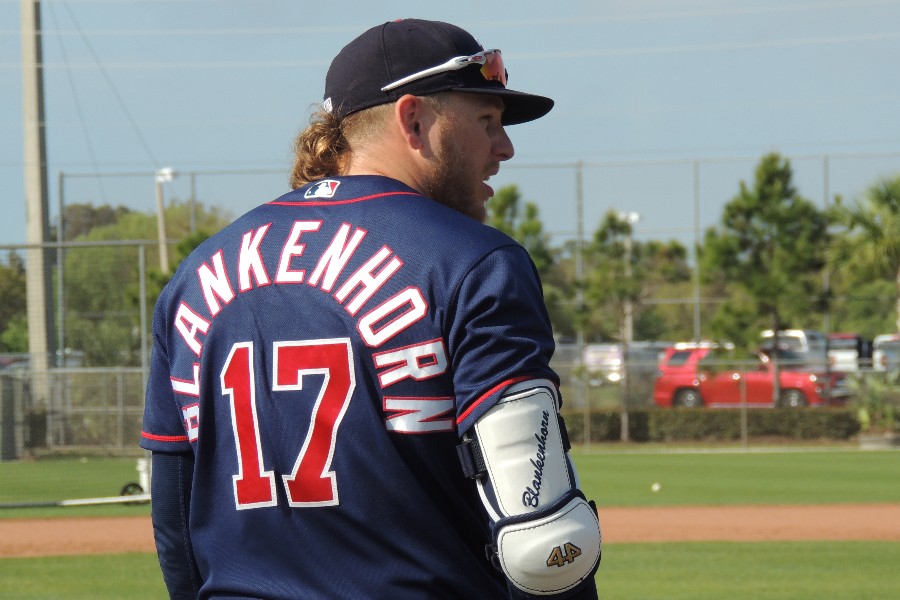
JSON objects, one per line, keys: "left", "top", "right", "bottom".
{"left": 141, "top": 19, "right": 601, "bottom": 599}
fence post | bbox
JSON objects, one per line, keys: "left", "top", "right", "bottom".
{"left": 739, "top": 368, "right": 748, "bottom": 450}
{"left": 0, "top": 376, "right": 18, "bottom": 460}
{"left": 116, "top": 369, "right": 124, "bottom": 451}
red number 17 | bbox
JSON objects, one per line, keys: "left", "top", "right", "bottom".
{"left": 220, "top": 338, "right": 355, "bottom": 510}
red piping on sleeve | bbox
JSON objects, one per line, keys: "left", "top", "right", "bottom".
{"left": 141, "top": 431, "right": 189, "bottom": 443}
{"left": 456, "top": 375, "right": 532, "bottom": 425}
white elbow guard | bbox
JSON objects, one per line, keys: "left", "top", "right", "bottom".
{"left": 457, "top": 379, "right": 601, "bottom": 595}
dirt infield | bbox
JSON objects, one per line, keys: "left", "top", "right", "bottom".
{"left": 604, "top": 504, "right": 900, "bottom": 543}
{"left": 2, "top": 504, "right": 899, "bottom": 558}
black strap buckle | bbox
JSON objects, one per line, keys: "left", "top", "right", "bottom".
{"left": 456, "top": 437, "right": 486, "bottom": 479}
{"left": 484, "top": 543, "right": 503, "bottom": 572}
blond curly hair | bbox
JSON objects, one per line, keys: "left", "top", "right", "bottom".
{"left": 289, "top": 95, "right": 448, "bottom": 189}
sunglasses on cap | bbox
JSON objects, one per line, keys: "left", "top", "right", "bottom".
{"left": 380, "top": 49, "right": 507, "bottom": 92}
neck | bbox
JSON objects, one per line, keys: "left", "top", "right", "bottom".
{"left": 344, "top": 147, "right": 428, "bottom": 195}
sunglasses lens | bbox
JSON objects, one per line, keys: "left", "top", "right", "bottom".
{"left": 479, "top": 50, "right": 507, "bottom": 86}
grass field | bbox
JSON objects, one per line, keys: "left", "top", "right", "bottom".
{"left": 1, "top": 541, "right": 898, "bottom": 600}
{"left": 1, "top": 448, "right": 898, "bottom": 599}
{"left": 0, "top": 457, "right": 151, "bottom": 519}
{"left": 575, "top": 447, "right": 900, "bottom": 507}
{"left": 601, "top": 540, "right": 900, "bottom": 600}
{"left": 2, "top": 448, "right": 898, "bottom": 515}
{"left": 0, "top": 553, "right": 167, "bottom": 600}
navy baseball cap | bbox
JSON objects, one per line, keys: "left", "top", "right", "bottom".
{"left": 323, "top": 19, "right": 554, "bottom": 125}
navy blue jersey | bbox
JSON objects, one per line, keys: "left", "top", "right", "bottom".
{"left": 141, "top": 175, "right": 559, "bottom": 599}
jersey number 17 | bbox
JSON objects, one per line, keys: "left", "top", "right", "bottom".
{"left": 221, "top": 338, "right": 355, "bottom": 510}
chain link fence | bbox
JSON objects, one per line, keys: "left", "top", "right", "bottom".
{"left": 4, "top": 147, "right": 900, "bottom": 458}
{"left": 0, "top": 240, "right": 896, "bottom": 458}
{"left": 1, "top": 241, "right": 152, "bottom": 459}
{"left": 0, "top": 366, "right": 145, "bottom": 459}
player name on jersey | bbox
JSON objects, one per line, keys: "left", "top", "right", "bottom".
{"left": 168, "top": 219, "right": 451, "bottom": 427}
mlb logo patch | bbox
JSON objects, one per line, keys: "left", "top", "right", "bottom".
{"left": 304, "top": 180, "right": 341, "bottom": 199}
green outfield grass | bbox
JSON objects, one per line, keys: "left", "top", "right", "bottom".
{"left": 0, "top": 456, "right": 150, "bottom": 519}
{"left": 574, "top": 448, "right": 900, "bottom": 507}
{"left": 1, "top": 542, "right": 898, "bottom": 600}
{"left": 599, "top": 540, "right": 900, "bottom": 600}
{"left": 2, "top": 448, "right": 897, "bottom": 516}
{"left": 1, "top": 449, "right": 898, "bottom": 599}
{"left": 0, "top": 553, "right": 167, "bottom": 600}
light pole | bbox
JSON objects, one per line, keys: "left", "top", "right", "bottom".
{"left": 618, "top": 211, "right": 640, "bottom": 344}
{"left": 617, "top": 211, "right": 640, "bottom": 442}
{"left": 155, "top": 168, "right": 176, "bottom": 273}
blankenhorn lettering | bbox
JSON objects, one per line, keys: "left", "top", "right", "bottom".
{"left": 522, "top": 409, "right": 550, "bottom": 508}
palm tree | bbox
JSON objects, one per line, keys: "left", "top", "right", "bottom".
{"left": 833, "top": 176, "right": 900, "bottom": 331}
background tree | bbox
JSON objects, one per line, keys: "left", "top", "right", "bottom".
{"left": 485, "top": 185, "right": 518, "bottom": 237}
{"left": 546, "top": 240, "right": 580, "bottom": 341}
{"left": 583, "top": 212, "right": 692, "bottom": 342}
{"left": 829, "top": 176, "right": 900, "bottom": 335}
{"left": 584, "top": 211, "right": 641, "bottom": 342}
{"left": 636, "top": 239, "right": 694, "bottom": 341}
{"left": 61, "top": 199, "right": 229, "bottom": 366}
{"left": 8, "top": 162, "right": 895, "bottom": 371}
{"left": 133, "top": 228, "right": 216, "bottom": 323}
{"left": 0, "top": 205, "right": 124, "bottom": 353}
{"left": 54, "top": 203, "right": 133, "bottom": 241}
{"left": 486, "top": 185, "right": 568, "bottom": 334}
{"left": 486, "top": 185, "right": 554, "bottom": 272}
{"left": 700, "top": 152, "right": 830, "bottom": 349}
{"left": 0, "top": 253, "right": 27, "bottom": 352}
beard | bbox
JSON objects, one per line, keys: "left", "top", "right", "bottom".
{"left": 419, "top": 128, "right": 486, "bottom": 223}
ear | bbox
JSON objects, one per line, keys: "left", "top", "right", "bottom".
{"left": 394, "top": 94, "right": 433, "bottom": 151}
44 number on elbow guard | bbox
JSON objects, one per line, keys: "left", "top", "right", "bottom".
{"left": 546, "top": 542, "right": 582, "bottom": 568}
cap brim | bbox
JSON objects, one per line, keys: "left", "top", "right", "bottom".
{"left": 452, "top": 86, "right": 554, "bottom": 125}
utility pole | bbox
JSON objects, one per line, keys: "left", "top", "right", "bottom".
{"left": 22, "top": 0, "right": 55, "bottom": 423}
{"left": 692, "top": 159, "right": 702, "bottom": 341}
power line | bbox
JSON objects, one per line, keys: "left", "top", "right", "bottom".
{"left": 2, "top": 0, "right": 898, "bottom": 36}
{"left": 47, "top": 0, "right": 108, "bottom": 204}
{"left": 472, "top": 0, "right": 900, "bottom": 28}
{"left": 0, "top": 59, "right": 329, "bottom": 70}
{"left": 3, "top": 148, "right": 900, "bottom": 171}
{"left": 518, "top": 31, "right": 900, "bottom": 61}
{"left": 1, "top": 30, "right": 896, "bottom": 70}
{"left": 55, "top": 0, "right": 161, "bottom": 169}
{"left": 0, "top": 25, "right": 363, "bottom": 37}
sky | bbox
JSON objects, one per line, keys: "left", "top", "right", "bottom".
{"left": 2, "top": 0, "right": 900, "bottom": 253}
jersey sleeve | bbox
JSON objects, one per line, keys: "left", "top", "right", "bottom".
{"left": 448, "top": 244, "right": 559, "bottom": 434}
{"left": 150, "top": 451, "right": 203, "bottom": 598}
{"left": 140, "top": 293, "right": 193, "bottom": 454}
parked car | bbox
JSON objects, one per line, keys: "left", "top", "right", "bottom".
{"left": 653, "top": 346, "right": 849, "bottom": 408}
{"left": 760, "top": 329, "right": 828, "bottom": 369}
{"left": 582, "top": 343, "right": 624, "bottom": 384}
{"left": 872, "top": 334, "right": 900, "bottom": 373}
{"left": 827, "top": 332, "right": 871, "bottom": 373}
{"left": 0, "top": 355, "right": 30, "bottom": 379}
{"left": 582, "top": 341, "right": 670, "bottom": 385}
